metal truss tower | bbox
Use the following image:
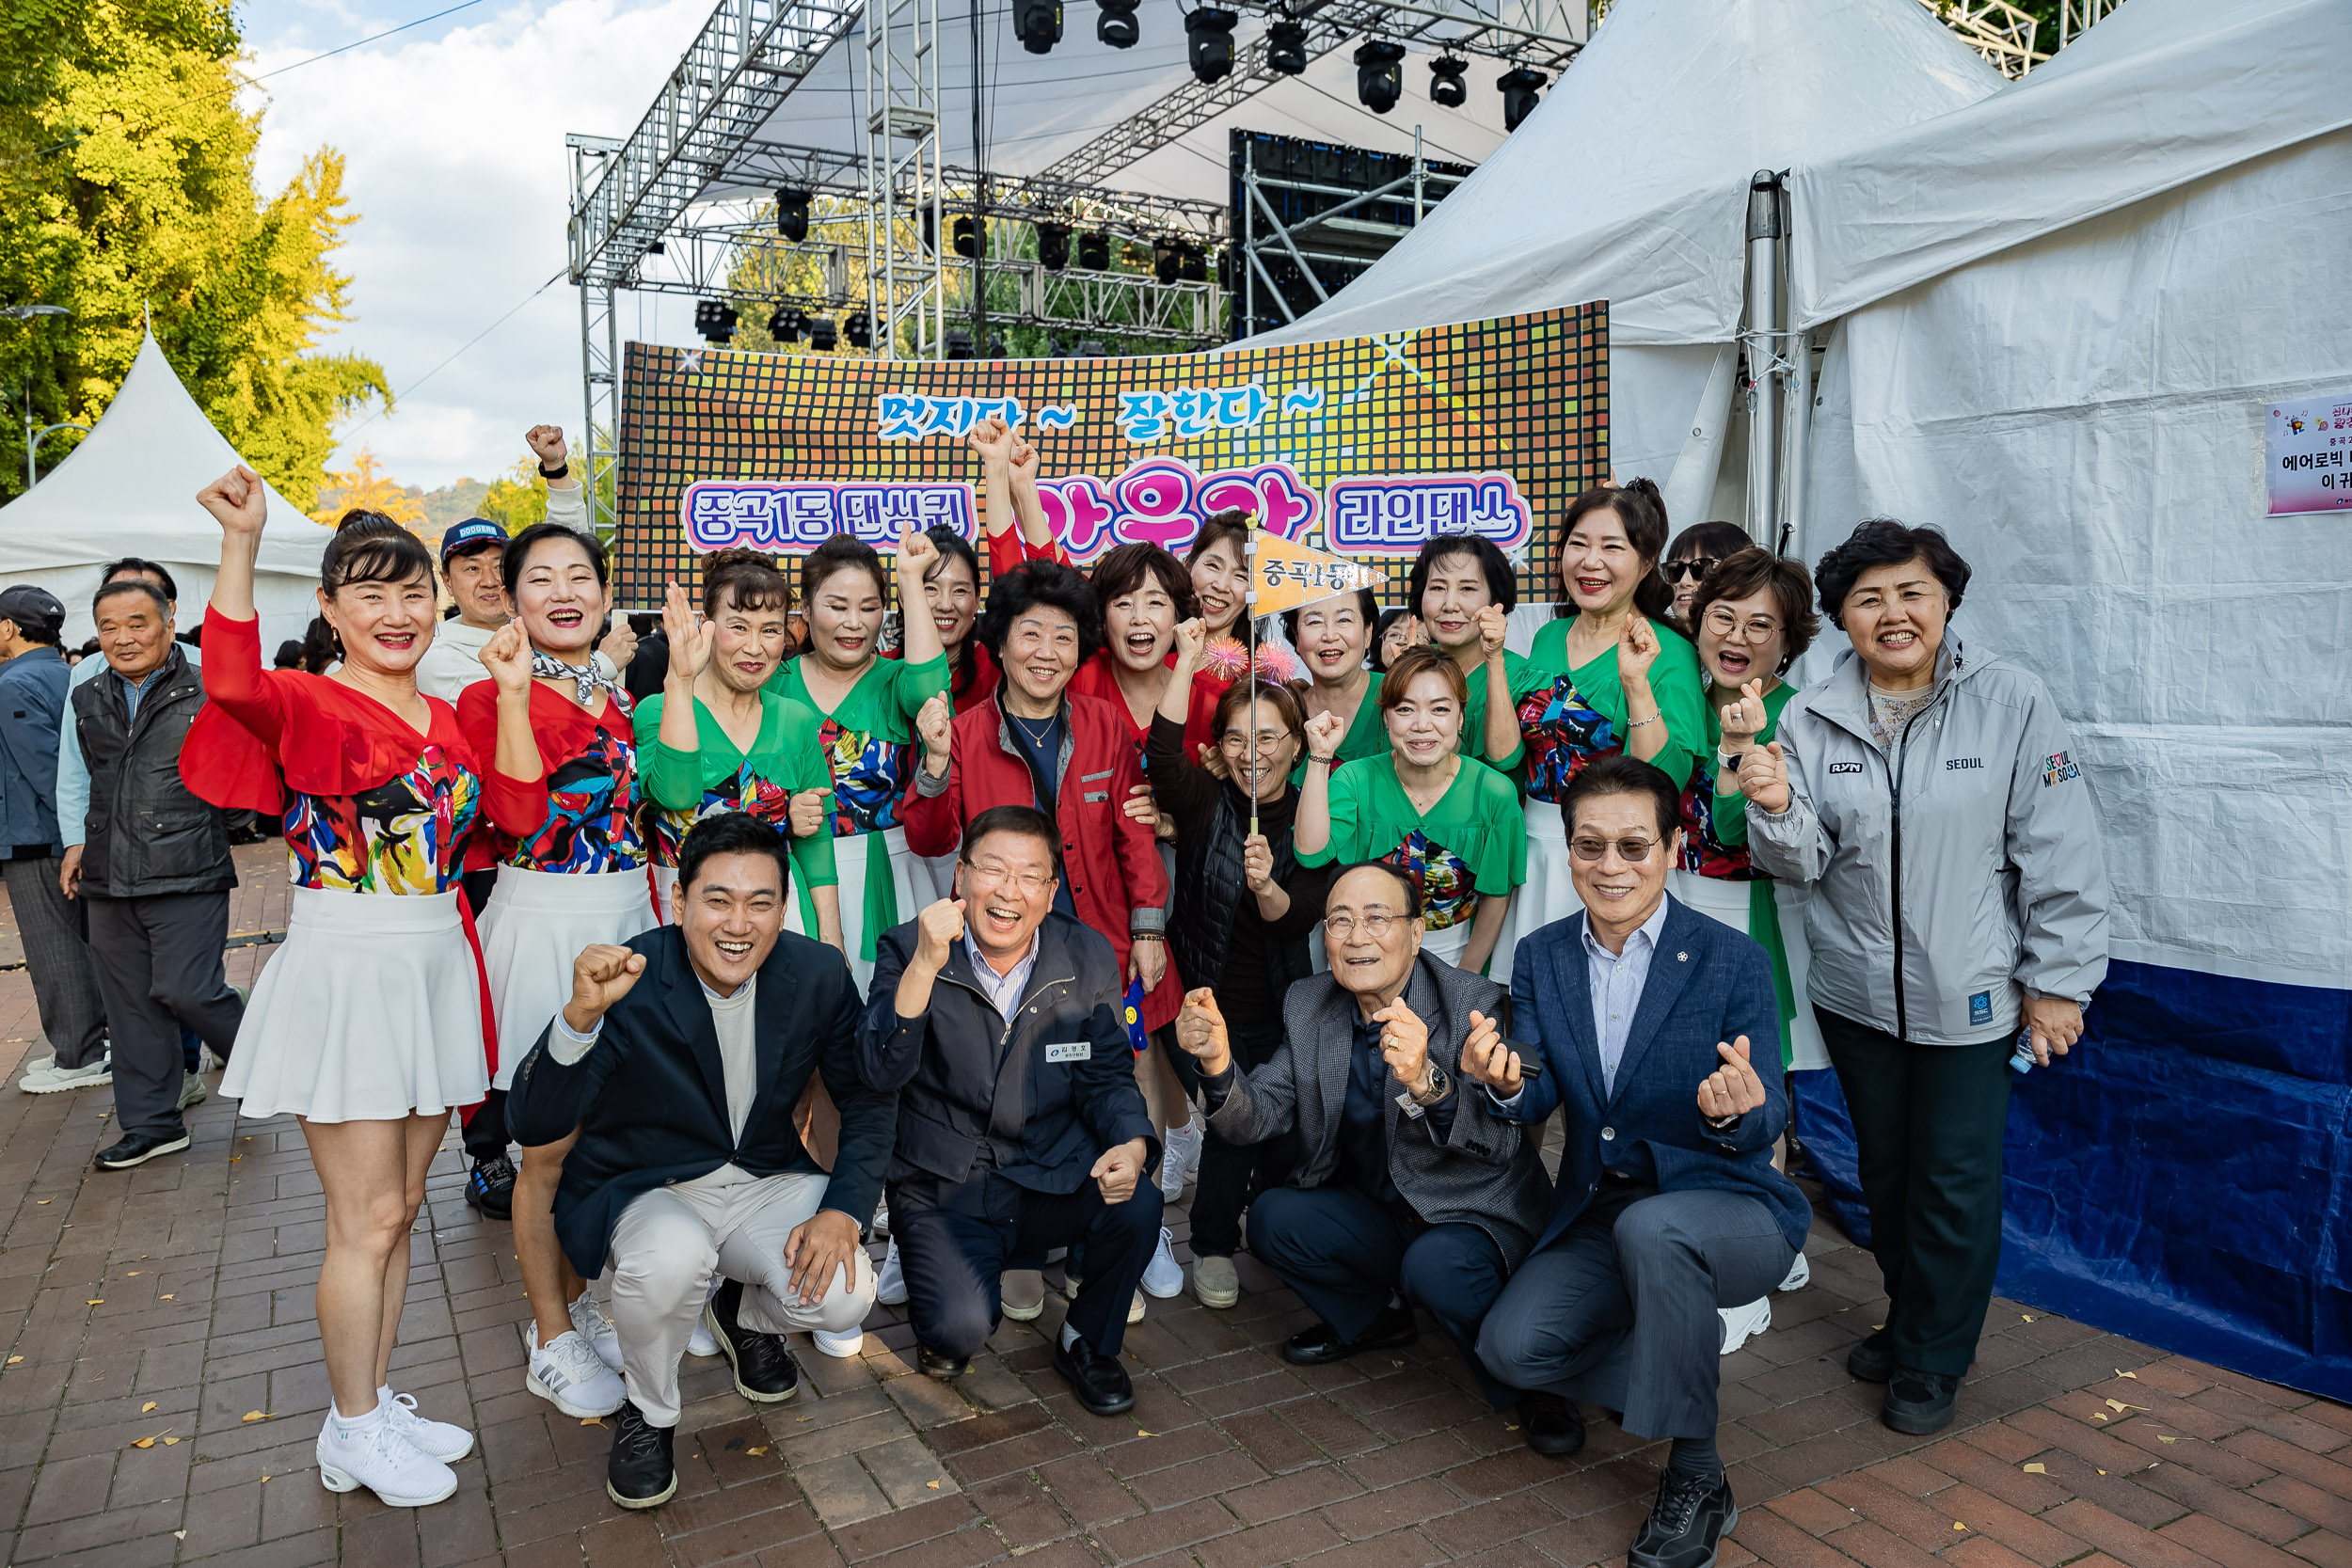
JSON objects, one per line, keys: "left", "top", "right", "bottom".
{"left": 864, "top": 0, "right": 946, "bottom": 360}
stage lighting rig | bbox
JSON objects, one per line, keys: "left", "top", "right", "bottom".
{"left": 1428, "top": 55, "right": 1467, "bottom": 107}
{"left": 1265, "top": 17, "right": 1307, "bottom": 74}
{"left": 1185, "top": 8, "right": 1236, "bottom": 83}
{"left": 1014, "top": 0, "right": 1062, "bottom": 54}
{"left": 808, "top": 314, "right": 838, "bottom": 351}
{"left": 946, "top": 327, "right": 976, "bottom": 360}
{"left": 768, "top": 305, "right": 805, "bottom": 342}
{"left": 1354, "top": 40, "right": 1405, "bottom": 114}
{"left": 1039, "top": 222, "right": 1072, "bottom": 271}
{"left": 1153, "top": 239, "right": 1182, "bottom": 285}
{"left": 1498, "top": 67, "right": 1546, "bottom": 131}
{"left": 953, "top": 214, "right": 980, "bottom": 258}
{"left": 775, "top": 187, "right": 811, "bottom": 242}
{"left": 694, "top": 299, "right": 739, "bottom": 343}
{"left": 844, "top": 309, "right": 874, "bottom": 350}
{"left": 1097, "top": 0, "right": 1138, "bottom": 48}
{"left": 1077, "top": 230, "right": 1110, "bottom": 271}
{"left": 1180, "top": 245, "right": 1208, "bottom": 283}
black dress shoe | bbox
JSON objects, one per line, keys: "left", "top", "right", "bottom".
{"left": 1883, "top": 1368, "right": 1960, "bottom": 1434}
{"left": 1628, "top": 1468, "right": 1736, "bottom": 1568}
{"left": 96, "top": 1131, "right": 189, "bottom": 1170}
{"left": 1847, "top": 1328, "right": 1896, "bottom": 1383}
{"left": 1518, "top": 1392, "right": 1585, "bottom": 1457}
{"left": 918, "top": 1346, "right": 970, "bottom": 1380}
{"left": 465, "top": 1154, "right": 516, "bottom": 1221}
{"left": 706, "top": 1279, "right": 801, "bottom": 1402}
{"left": 1279, "top": 1305, "right": 1418, "bottom": 1367}
{"left": 1052, "top": 1334, "right": 1135, "bottom": 1417}
{"left": 605, "top": 1400, "right": 677, "bottom": 1509}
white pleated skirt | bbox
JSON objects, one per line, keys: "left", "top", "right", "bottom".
{"left": 478, "top": 864, "right": 659, "bottom": 1090}
{"left": 787, "top": 826, "right": 940, "bottom": 992}
{"left": 222, "top": 886, "right": 488, "bottom": 1123}
{"left": 1668, "top": 868, "right": 1831, "bottom": 1072}
{"left": 1418, "top": 916, "right": 1473, "bottom": 968}
{"left": 1490, "top": 798, "right": 1581, "bottom": 986}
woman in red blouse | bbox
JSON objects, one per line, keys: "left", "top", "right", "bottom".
{"left": 187, "top": 467, "right": 544, "bottom": 1512}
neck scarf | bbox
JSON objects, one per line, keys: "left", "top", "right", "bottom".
{"left": 532, "top": 649, "right": 630, "bottom": 713}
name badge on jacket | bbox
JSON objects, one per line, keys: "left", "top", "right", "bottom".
{"left": 1045, "top": 1041, "right": 1092, "bottom": 1063}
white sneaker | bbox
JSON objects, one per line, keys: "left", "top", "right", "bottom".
{"left": 19, "top": 1054, "right": 111, "bottom": 1094}
{"left": 872, "top": 1197, "right": 890, "bottom": 1238}
{"left": 316, "top": 1407, "right": 457, "bottom": 1508}
{"left": 687, "top": 1275, "right": 723, "bottom": 1357}
{"left": 875, "top": 1240, "right": 908, "bottom": 1307}
{"left": 813, "top": 1328, "right": 865, "bottom": 1358}
{"left": 570, "top": 1291, "right": 624, "bottom": 1371}
{"left": 1160, "top": 1117, "right": 1204, "bottom": 1201}
{"left": 378, "top": 1387, "right": 473, "bottom": 1463}
{"left": 1128, "top": 1290, "right": 1147, "bottom": 1324}
{"left": 1718, "top": 1295, "right": 1772, "bottom": 1356}
{"left": 1140, "top": 1227, "right": 1184, "bottom": 1298}
{"left": 525, "top": 1324, "right": 626, "bottom": 1418}
{"left": 1777, "top": 1251, "right": 1811, "bottom": 1292}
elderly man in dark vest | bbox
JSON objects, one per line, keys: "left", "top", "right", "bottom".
{"left": 66, "top": 577, "right": 245, "bottom": 1168}
{"left": 1171, "top": 859, "right": 1558, "bottom": 1432}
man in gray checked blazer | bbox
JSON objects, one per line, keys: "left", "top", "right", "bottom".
{"left": 1172, "top": 860, "right": 1557, "bottom": 1433}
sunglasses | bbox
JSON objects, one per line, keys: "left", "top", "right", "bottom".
{"left": 1661, "top": 558, "right": 1719, "bottom": 584}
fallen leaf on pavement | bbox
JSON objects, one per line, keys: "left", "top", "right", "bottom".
{"left": 241, "top": 1411, "right": 270, "bottom": 1422}
{"left": 142, "top": 1402, "right": 157, "bottom": 1413}
{"left": 2022, "top": 1463, "right": 2047, "bottom": 1474}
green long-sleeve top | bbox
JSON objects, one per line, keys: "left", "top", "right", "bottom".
{"left": 1519, "top": 616, "right": 1709, "bottom": 800}
{"left": 766, "top": 652, "right": 950, "bottom": 838}
{"left": 1297, "top": 752, "right": 1526, "bottom": 933}
{"left": 632, "top": 690, "right": 838, "bottom": 890}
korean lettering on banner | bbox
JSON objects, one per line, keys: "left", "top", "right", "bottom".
{"left": 1119, "top": 384, "right": 1272, "bottom": 444}
{"left": 876, "top": 395, "right": 1026, "bottom": 441}
{"left": 682, "top": 481, "right": 977, "bottom": 551}
{"left": 1034, "top": 459, "right": 1318, "bottom": 562}
{"left": 1325, "top": 472, "right": 1535, "bottom": 554}
{"left": 2265, "top": 393, "right": 2352, "bottom": 515}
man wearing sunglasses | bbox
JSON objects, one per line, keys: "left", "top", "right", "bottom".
{"left": 1461, "top": 753, "right": 1809, "bottom": 1568}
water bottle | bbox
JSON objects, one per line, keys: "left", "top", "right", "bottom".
{"left": 2009, "top": 1027, "right": 2038, "bottom": 1075}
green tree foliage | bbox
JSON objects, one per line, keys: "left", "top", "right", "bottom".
{"left": 0, "top": 0, "right": 388, "bottom": 508}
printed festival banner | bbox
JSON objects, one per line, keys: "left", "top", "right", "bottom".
{"left": 613, "top": 303, "right": 1608, "bottom": 607}
{"left": 2266, "top": 390, "right": 2352, "bottom": 515}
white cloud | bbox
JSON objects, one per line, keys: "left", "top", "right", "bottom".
{"left": 244, "top": 0, "right": 711, "bottom": 489}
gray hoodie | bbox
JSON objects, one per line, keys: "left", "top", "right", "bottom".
{"left": 1747, "top": 636, "right": 2109, "bottom": 1046}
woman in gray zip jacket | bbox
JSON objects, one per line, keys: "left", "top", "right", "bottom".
{"left": 1733, "top": 517, "right": 2108, "bottom": 1439}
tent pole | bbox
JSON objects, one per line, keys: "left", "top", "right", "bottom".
{"left": 1743, "top": 170, "right": 1783, "bottom": 546}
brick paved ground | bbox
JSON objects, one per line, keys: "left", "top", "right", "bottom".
{"left": 2, "top": 846, "right": 2346, "bottom": 1567}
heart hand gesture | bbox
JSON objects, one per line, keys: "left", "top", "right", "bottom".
{"left": 1374, "top": 997, "right": 1431, "bottom": 1095}
{"left": 1173, "top": 988, "right": 1232, "bottom": 1075}
{"left": 1719, "top": 677, "right": 1770, "bottom": 751}
{"left": 1696, "top": 1036, "right": 1767, "bottom": 1121}
{"left": 1458, "top": 1008, "right": 1524, "bottom": 1094}
{"left": 1474, "top": 603, "right": 1509, "bottom": 658}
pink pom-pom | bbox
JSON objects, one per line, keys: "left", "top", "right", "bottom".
{"left": 1250, "top": 643, "right": 1302, "bottom": 685}
{"left": 1199, "top": 636, "right": 1251, "bottom": 680}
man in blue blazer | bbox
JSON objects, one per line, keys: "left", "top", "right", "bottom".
{"left": 1463, "top": 756, "right": 1809, "bottom": 1568}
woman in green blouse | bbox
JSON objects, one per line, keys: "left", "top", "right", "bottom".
{"left": 765, "top": 527, "right": 950, "bottom": 989}
{"left": 1295, "top": 645, "right": 1525, "bottom": 972}
{"left": 1493, "top": 480, "right": 1709, "bottom": 984}
{"left": 635, "top": 554, "right": 841, "bottom": 947}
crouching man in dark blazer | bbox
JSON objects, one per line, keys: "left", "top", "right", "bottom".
{"left": 858, "top": 805, "right": 1162, "bottom": 1418}
{"left": 1465, "top": 756, "right": 1811, "bottom": 1568}
{"left": 508, "top": 813, "right": 892, "bottom": 1513}
{"left": 1173, "top": 860, "right": 1555, "bottom": 1426}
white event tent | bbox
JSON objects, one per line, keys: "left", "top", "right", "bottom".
{"left": 0, "top": 331, "right": 327, "bottom": 651}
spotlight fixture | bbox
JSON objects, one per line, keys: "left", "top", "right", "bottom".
{"left": 807, "top": 314, "right": 839, "bottom": 351}
{"left": 1353, "top": 40, "right": 1405, "bottom": 114}
{"left": 693, "top": 299, "right": 739, "bottom": 343}
{"left": 953, "top": 214, "right": 979, "bottom": 258}
{"left": 1498, "top": 66, "right": 1547, "bottom": 132}
{"left": 1014, "top": 0, "right": 1062, "bottom": 54}
{"left": 1076, "top": 339, "right": 1108, "bottom": 359}
{"left": 1265, "top": 18, "right": 1307, "bottom": 74}
{"left": 1185, "top": 8, "right": 1236, "bottom": 83}
{"left": 1179, "top": 245, "right": 1208, "bottom": 283}
{"left": 1428, "top": 55, "right": 1467, "bottom": 107}
{"left": 1038, "top": 222, "right": 1071, "bottom": 271}
{"left": 1076, "top": 230, "right": 1110, "bottom": 271}
{"left": 946, "top": 327, "right": 976, "bottom": 360}
{"left": 775, "top": 187, "right": 811, "bottom": 242}
{"left": 987, "top": 337, "right": 1008, "bottom": 359}
{"left": 844, "top": 309, "right": 874, "bottom": 350}
{"left": 1152, "top": 239, "right": 1182, "bottom": 286}
{"left": 767, "top": 305, "right": 805, "bottom": 342}
{"left": 1097, "top": 0, "right": 1138, "bottom": 48}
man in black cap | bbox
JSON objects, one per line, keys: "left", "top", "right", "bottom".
{"left": 0, "top": 585, "right": 110, "bottom": 1096}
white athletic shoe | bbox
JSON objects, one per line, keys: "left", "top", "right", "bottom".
{"left": 378, "top": 1387, "right": 474, "bottom": 1464}
{"left": 1718, "top": 1296, "right": 1772, "bottom": 1356}
{"left": 1140, "top": 1227, "right": 1184, "bottom": 1299}
{"left": 871, "top": 1197, "right": 890, "bottom": 1238}
{"left": 316, "top": 1407, "right": 457, "bottom": 1508}
{"left": 813, "top": 1328, "right": 865, "bottom": 1358}
{"left": 1160, "top": 1117, "right": 1204, "bottom": 1201}
{"left": 570, "top": 1291, "right": 624, "bottom": 1371}
{"left": 1776, "top": 1251, "right": 1811, "bottom": 1292}
{"left": 875, "top": 1239, "right": 908, "bottom": 1307}
{"left": 525, "top": 1324, "right": 626, "bottom": 1418}
{"left": 687, "top": 1275, "right": 723, "bottom": 1357}
{"left": 18, "top": 1053, "right": 111, "bottom": 1094}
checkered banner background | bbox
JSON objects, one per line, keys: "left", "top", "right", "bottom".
{"left": 614, "top": 301, "right": 1607, "bottom": 608}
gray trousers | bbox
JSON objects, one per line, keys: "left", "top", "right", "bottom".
{"left": 84, "top": 893, "right": 243, "bottom": 1138}
{"left": 4, "top": 856, "right": 106, "bottom": 1068}
{"left": 1476, "top": 1184, "right": 1794, "bottom": 1441}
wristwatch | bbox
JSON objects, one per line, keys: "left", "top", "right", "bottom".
{"left": 539, "top": 459, "right": 569, "bottom": 480}
{"left": 1411, "top": 1065, "right": 1450, "bottom": 1105}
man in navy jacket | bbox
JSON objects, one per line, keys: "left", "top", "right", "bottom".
{"left": 1463, "top": 756, "right": 1809, "bottom": 1568}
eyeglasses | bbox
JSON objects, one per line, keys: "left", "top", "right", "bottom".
{"left": 964, "top": 861, "right": 1055, "bottom": 896}
{"left": 1325, "top": 911, "right": 1408, "bottom": 939}
{"left": 1700, "top": 607, "right": 1782, "bottom": 641}
{"left": 1218, "top": 730, "right": 1292, "bottom": 754}
{"left": 1569, "top": 835, "right": 1662, "bottom": 863}
{"left": 1661, "top": 558, "right": 1719, "bottom": 584}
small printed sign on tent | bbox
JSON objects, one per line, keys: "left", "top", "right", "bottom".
{"left": 2265, "top": 391, "right": 2352, "bottom": 515}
